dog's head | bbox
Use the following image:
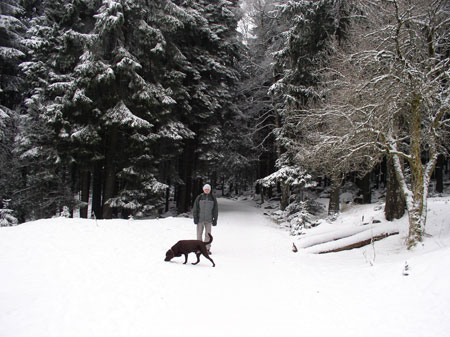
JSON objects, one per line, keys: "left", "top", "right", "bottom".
{"left": 164, "top": 249, "right": 175, "bottom": 262}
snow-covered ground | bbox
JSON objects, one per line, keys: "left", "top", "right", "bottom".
{"left": 1, "top": 196, "right": 449, "bottom": 337}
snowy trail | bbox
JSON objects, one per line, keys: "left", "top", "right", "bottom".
{"left": 158, "top": 198, "right": 304, "bottom": 337}
{"left": 1, "top": 197, "right": 450, "bottom": 337}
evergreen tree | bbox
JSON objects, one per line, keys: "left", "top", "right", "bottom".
{"left": 238, "top": 0, "right": 283, "bottom": 186}
{"left": 0, "top": 0, "right": 26, "bottom": 107}
{"left": 4, "top": 0, "right": 244, "bottom": 220}
{"left": 17, "top": 0, "right": 98, "bottom": 220}
{"left": 0, "top": 199, "right": 18, "bottom": 226}
{"left": 56, "top": 0, "right": 195, "bottom": 218}
{"left": 269, "top": 0, "right": 350, "bottom": 213}
{"left": 169, "top": 0, "right": 243, "bottom": 211}
{"left": 0, "top": 0, "right": 27, "bottom": 211}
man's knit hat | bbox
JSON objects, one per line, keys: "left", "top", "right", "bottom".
{"left": 203, "top": 184, "right": 211, "bottom": 191}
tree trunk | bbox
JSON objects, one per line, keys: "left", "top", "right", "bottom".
{"left": 165, "top": 186, "right": 170, "bottom": 213}
{"left": 391, "top": 95, "right": 439, "bottom": 249}
{"left": 221, "top": 176, "right": 225, "bottom": 196}
{"left": 92, "top": 163, "right": 103, "bottom": 219}
{"left": 406, "top": 96, "right": 425, "bottom": 248}
{"left": 358, "top": 172, "right": 371, "bottom": 204}
{"left": 102, "top": 128, "right": 118, "bottom": 219}
{"left": 385, "top": 155, "right": 405, "bottom": 221}
{"left": 280, "top": 182, "right": 290, "bottom": 211}
{"left": 273, "top": 107, "right": 282, "bottom": 160}
{"left": 435, "top": 154, "right": 444, "bottom": 193}
{"left": 328, "top": 175, "right": 342, "bottom": 215}
{"left": 80, "top": 170, "right": 91, "bottom": 219}
{"left": 193, "top": 178, "right": 202, "bottom": 201}
{"left": 380, "top": 156, "right": 387, "bottom": 188}
{"left": 177, "top": 142, "right": 194, "bottom": 213}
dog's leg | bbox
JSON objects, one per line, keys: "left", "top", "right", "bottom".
{"left": 202, "top": 253, "right": 215, "bottom": 267}
{"left": 192, "top": 253, "right": 201, "bottom": 265}
{"left": 183, "top": 254, "right": 188, "bottom": 264}
{"left": 200, "top": 248, "right": 215, "bottom": 267}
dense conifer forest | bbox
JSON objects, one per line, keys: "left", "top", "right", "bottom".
{"left": 1, "top": 0, "right": 449, "bottom": 248}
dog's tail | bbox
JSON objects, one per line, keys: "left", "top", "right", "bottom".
{"left": 206, "top": 233, "right": 213, "bottom": 244}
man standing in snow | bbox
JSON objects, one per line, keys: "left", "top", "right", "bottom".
{"left": 192, "top": 184, "right": 218, "bottom": 253}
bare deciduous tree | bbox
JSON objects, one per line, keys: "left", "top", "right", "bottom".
{"left": 298, "top": 0, "right": 449, "bottom": 248}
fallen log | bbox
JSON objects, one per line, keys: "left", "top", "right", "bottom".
{"left": 298, "top": 226, "right": 373, "bottom": 249}
{"left": 302, "top": 224, "right": 400, "bottom": 254}
{"left": 317, "top": 231, "right": 399, "bottom": 254}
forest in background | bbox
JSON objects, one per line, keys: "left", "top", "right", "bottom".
{"left": 1, "top": 0, "right": 449, "bottom": 248}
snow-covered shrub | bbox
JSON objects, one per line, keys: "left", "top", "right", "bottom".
{"left": 60, "top": 206, "right": 71, "bottom": 218}
{"left": 257, "top": 165, "right": 315, "bottom": 189}
{"left": 0, "top": 200, "right": 18, "bottom": 226}
{"left": 265, "top": 199, "right": 323, "bottom": 236}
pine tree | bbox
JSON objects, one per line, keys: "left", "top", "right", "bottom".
{"left": 56, "top": 0, "right": 197, "bottom": 218}
{"left": 269, "top": 0, "right": 346, "bottom": 210}
{"left": 168, "top": 0, "right": 243, "bottom": 211}
{"left": 237, "top": 0, "right": 283, "bottom": 186}
{"left": 0, "top": 0, "right": 26, "bottom": 107}
{"left": 267, "top": 0, "right": 350, "bottom": 213}
{"left": 0, "top": 199, "right": 18, "bottom": 226}
{"left": 6, "top": 0, "right": 245, "bottom": 219}
{"left": 16, "top": 0, "right": 97, "bottom": 220}
{"left": 0, "top": 0, "right": 27, "bottom": 212}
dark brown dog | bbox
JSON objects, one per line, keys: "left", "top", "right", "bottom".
{"left": 164, "top": 233, "right": 215, "bottom": 267}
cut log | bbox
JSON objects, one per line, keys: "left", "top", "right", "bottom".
{"left": 317, "top": 232, "right": 399, "bottom": 254}
{"left": 302, "top": 224, "right": 400, "bottom": 254}
{"left": 298, "top": 227, "right": 372, "bottom": 249}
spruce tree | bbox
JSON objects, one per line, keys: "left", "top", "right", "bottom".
{"left": 58, "top": 0, "right": 196, "bottom": 218}
{"left": 269, "top": 0, "right": 351, "bottom": 214}
{"left": 0, "top": 0, "right": 27, "bottom": 214}
{"left": 6, "top": 0, "right": 245, "bottom": 219}
{"left": 169, "top": 0, "right": 243, "bottom": 210}
{"left": 237, "top": 0, "right": 284, "bottom": 186}
{"left": 18, "top": 0, "right": 85, "bottom": 219}
{"left": 0, "top": 0, "right": 26, "bottom": 107}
